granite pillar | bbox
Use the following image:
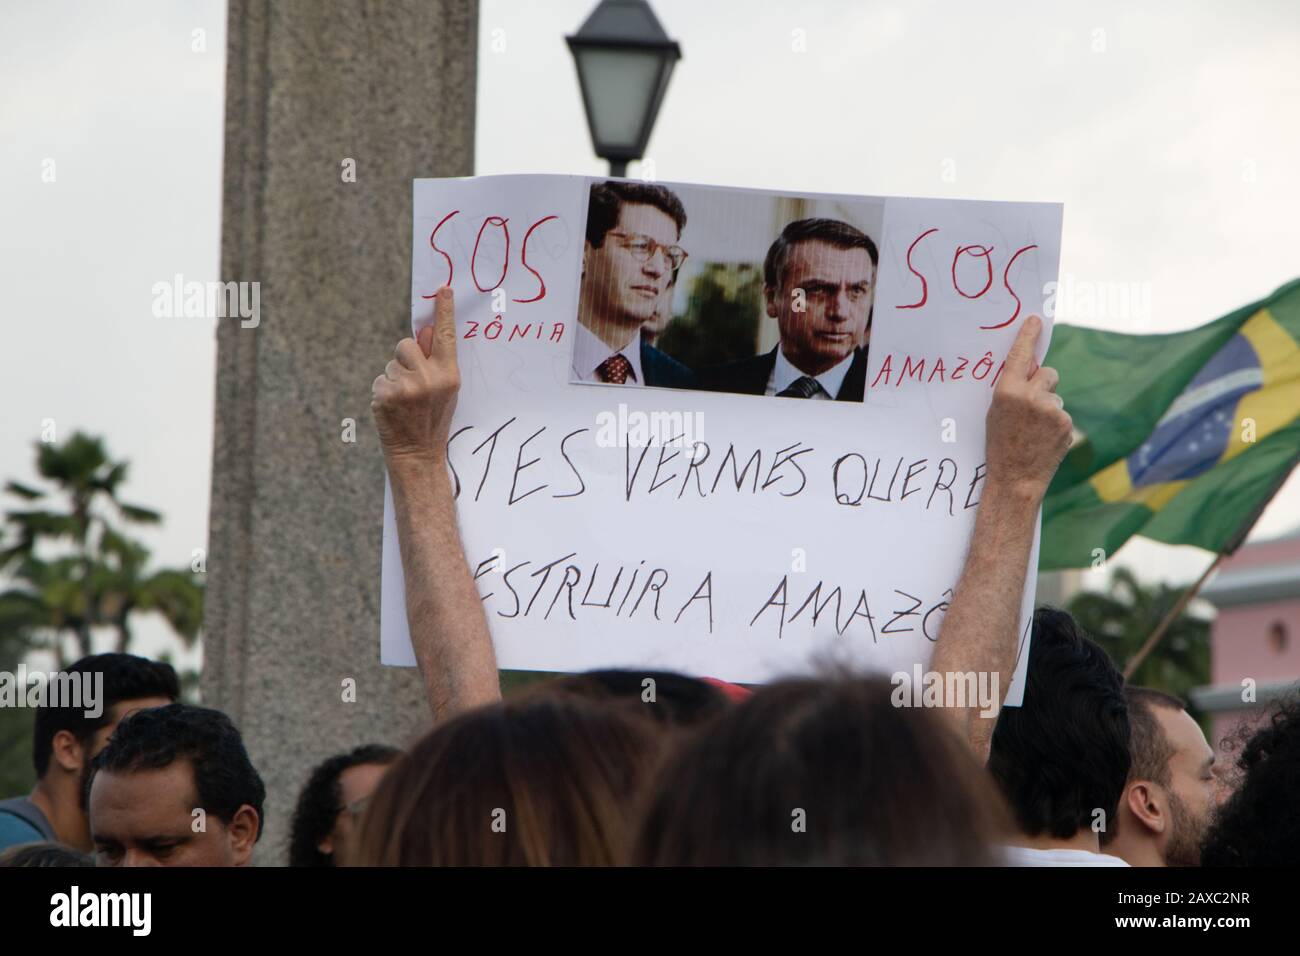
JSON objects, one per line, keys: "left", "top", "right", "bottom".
{"left": 203, "top": 0, "right": 478, "bottom": 862}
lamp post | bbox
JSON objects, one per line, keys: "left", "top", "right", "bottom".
{"left": 566, "top": 0, "right": 681, "bottom": 178}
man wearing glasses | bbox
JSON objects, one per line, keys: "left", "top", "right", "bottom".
{"left": 702, "top": 218, "right": 877, "bottom": 402}
{"left": 573, "top": 181, "right": 695, "bottom": 389}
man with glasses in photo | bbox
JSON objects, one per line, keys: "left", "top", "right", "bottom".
{"left": 573, "top": 181, "right": 695, "bottom": 389}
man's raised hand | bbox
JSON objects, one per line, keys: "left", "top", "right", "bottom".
{"left": 371, "top": 287, "right": 460, "bottom": 467}
{"left": 372, "top": 286, "right": 501, "bottom": 719}
{"left": 933, "top": 315, "right": 1071, "bottom": 759}
{"left": 984, "top": 315, "right": 1073, "bottom": 501}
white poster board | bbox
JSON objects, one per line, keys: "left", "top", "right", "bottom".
{"left": 381, "top": 174, "right": 1061, "bottom": 703}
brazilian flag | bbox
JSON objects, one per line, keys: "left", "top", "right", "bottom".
{"left": 1040, "top": 278, "right": 1300, "bottom": 569}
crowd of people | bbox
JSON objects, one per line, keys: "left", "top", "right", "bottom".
{"left": 1, "top": 641, "right": 1295, "bottom": 867}
{"left": 2, "top": 228, "right": 1296, "bottom": 868}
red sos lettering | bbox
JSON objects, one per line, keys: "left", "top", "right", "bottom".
{"left": 422, "top": 212, "right": 560, "bottom": 304}
{"left": 895, "top": 227, "right": 1038, "bottom": 329}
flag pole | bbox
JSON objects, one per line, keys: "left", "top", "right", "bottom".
{"left": 1122, "top": 448, "right": 1300, "bottom": 680}
{"left": 1122, "top": 552, "right": 1223, "bottom": 679}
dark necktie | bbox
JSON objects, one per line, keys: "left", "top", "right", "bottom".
{"left": 778, "top": 375, "right": 824, "bottom": 399}
{"left": 597, "top": 354, "right": 634, "bottom": 384}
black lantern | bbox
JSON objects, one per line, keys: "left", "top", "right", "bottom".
{"left": 566, "top": 0, "right": 682, "bottom": 177}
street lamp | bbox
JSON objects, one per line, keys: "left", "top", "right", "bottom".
{"left": 566, "top": 0, "right": 682, "bottom": 178}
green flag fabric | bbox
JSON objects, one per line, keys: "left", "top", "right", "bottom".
{"left": 1040, "top": 278, "right": 1300, "bottom": 569}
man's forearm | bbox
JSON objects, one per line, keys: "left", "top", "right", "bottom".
{"left": 931, "top": 478, "right": 1041, "bottom": 761}
{"left": 387, "top": 454, "right": 500, "bottom": 722}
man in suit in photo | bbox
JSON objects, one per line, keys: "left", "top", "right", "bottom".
{"left": 701, "top": 218, "right": 877, "bottom": 401}
{"left": 572, "top": 181, "right": 695, "bottom": 390}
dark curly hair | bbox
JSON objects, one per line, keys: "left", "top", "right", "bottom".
{"left": 88, "top": 703, "right": 265, "bottom": 839}
{"left": 1202, "top": 695, "right": 1300, "bottom": 865}
{"left": 288, "top": 744, "right": 401, "bottom": 867}
{"left": 988, "top": 607, "right": 1131, "bottom": 839}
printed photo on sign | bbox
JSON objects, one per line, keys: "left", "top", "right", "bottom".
{"left": 389, "top": 173, "right": 1062, "bottom": 696}
{"left": 570, "top": 180, "right": 885, "bottom": 403}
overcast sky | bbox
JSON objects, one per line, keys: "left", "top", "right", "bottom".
{"left": 3, "top": 0, "right": 1298, "bottom": 662}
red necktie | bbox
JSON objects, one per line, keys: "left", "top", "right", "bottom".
{"left": 597, "top": 354, "right": 634, "bottom": 384}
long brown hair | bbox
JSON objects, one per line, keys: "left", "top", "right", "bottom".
{"left": 633, "top": 676, "right": 1012, "bottom": 865}
{"left": 348, "top": 690, "right": 664, "bottom": 866}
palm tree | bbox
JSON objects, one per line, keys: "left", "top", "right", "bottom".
{"left": 0, "top": 432, "right": 202, "bottom": 661}
{"left": 96, "top": 526, "right": 203, "bottom": 653}
{"left": 1067, "top": 566, "right": 1211, "bottom": 708}
{"left": 0, "top": 553, "right": 89, "bottom": 669}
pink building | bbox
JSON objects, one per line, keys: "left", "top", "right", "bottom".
{"left": 1194, "top": 529, "right": 1300, "bottom": 752}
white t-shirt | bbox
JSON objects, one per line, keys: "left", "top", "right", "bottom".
{"left": 1001, "top": 845, "right": 1130, "bottom": 867}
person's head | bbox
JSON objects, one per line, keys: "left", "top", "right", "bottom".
{"left": 633, "top": 676, "right": 1010, "bottom": 865}
{"left": 988, "top": 608, "right": 1130, "bottom": 843}
{"left": 763, "top": 218, "right": 878, "bottom": 377}
{"left": 87, "top": 703, "right": 264, "bottom": 867}
{"left": 350, "top": 690, "right": 664, "bottom": 866}
{"left": 0, "top": 842, "right": 95, "bottom": 868}
{"left": 288, "top": 744, "right": 402, "bottom": 867}
{"left": 1102, "top": 687, "right": 1217, "bottom": 866}
{"left": 581, "top": 181, "right": 687, "bottom": 335}
{"left": 546, "top": 669, "right": 732, "bottom": 729}
{"left": 33, "top": 653, "right": 178, "bottom": 800}
{"left": 1202, "top": 696, "right": 1300, "bottom": 865}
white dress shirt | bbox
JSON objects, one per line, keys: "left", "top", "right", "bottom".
{"left": 571, "top": 321, "right": 645, "bottom": 385}
{"left": 765, "top": 347, "right": 855, "bottom": 399}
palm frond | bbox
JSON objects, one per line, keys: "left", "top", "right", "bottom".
{"left": 3, "top": 481, "right": 43, "bottom": 501}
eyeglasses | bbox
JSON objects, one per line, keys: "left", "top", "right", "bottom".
{"left": 608, "top": 231, "right": 688, "bottom": 271}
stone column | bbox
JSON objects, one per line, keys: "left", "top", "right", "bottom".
{"left": 203, "top": 0, "right": 478, "bottom": 862}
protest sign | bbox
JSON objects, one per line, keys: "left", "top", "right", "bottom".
{"left": 381, "top": 174, "right": 1062, "bottom": 700}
